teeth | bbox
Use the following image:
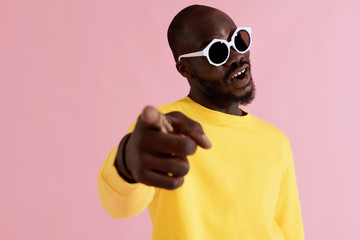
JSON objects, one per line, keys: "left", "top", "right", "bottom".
{"left": 231, "top": 69, "right": 246, "bottom": 79}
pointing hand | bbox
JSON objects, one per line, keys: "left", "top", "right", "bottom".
{"left": 122, "top": 106, "right": 211, "bottom": 190}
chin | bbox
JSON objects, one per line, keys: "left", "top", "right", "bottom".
{"left": 236, "top": 81, "right": 256, "bottom": 106}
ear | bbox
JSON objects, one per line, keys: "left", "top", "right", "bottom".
{"left": 176, "top": 60, "right": 193, "bottom": 79}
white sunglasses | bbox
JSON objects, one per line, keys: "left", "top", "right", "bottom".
{"left": 178, "top": 27, "right": 252, "bottom": 67}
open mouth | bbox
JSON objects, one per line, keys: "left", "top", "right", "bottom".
{"left": 229, "top": 67, "right": 250, "bottom": 88}
{"left": 230, "top": 68, "right": 246, "bottom": 80}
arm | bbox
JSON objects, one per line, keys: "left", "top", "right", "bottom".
{"left": 98, "top": 106, "right": 211, "bottom": 219}
{"left": 97, "top": 145, "right": 154, "bottom": 219}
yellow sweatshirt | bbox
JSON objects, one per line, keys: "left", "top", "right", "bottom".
{"left": 98, "top": 97, "right": 305, "bottom": 240}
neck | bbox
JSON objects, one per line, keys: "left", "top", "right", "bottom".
{"left": 187, "top": 93, "right": 246, "bottom": 116}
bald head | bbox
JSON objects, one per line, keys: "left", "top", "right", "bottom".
{"left": 167, "top": 5, "right": 234, "bottom": 61}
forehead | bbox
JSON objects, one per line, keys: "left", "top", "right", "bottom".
{"left": 182, "top": 10, "right": 237, "bottom": 48}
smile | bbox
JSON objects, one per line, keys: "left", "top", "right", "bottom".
{"left": 230, "top": 69, "right": 246, "bottom": 79}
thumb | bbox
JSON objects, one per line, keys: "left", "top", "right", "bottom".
{"left": 141, "top": 106, "right": 173, "bottom": 133}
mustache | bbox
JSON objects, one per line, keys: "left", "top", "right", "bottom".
{"left": 228, "top": 59, "right": 252, "bottom": 72}
{"left": 240, "top": 59, "right": 251, "bottom": 68}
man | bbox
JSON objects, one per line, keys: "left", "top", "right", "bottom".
{"left": 98, "top": 4, "right": 305, "bottom": 240}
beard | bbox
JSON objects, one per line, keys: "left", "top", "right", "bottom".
{"left": 196, "top": 65, "right": 256, "bottom": 106}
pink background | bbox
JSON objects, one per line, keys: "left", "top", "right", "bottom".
{"left": 1, "top": 0, "right": 359, "bottom": 239}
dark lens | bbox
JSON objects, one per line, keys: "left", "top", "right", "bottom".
{"left": 234, "top": 30, "right": 250, "bottom": 52}
{"left": 208, "top": 41, "right": 229, "bottom": 64}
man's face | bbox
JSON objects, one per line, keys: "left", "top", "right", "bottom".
{"left": 179, "top": 10, "right": 255, "bottom": 105}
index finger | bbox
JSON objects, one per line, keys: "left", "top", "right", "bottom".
{"left": 139, "top": 106, "right": 174, "bottom": 133}
{"left": 165, "top": 111, "right": 212, "bottom": 149}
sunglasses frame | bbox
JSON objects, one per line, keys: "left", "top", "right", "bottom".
{"left": 177, "top": 27, "right": 252, "bottom": 67}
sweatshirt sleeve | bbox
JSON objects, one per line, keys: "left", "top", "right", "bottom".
{"left": 274, "top": 143, "right": 305, "bottom": 240}
{"left": 97, "top": 147, "right": 154, "bottom": 219}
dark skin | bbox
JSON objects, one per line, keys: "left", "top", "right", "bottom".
{"left": 176, "top": 10, "right": 254, "bottom": 116}
{"left": 116, "top": 8, "right": 254, "bottom": 189}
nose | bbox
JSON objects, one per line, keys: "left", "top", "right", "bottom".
{"left": 226, "top": 48, "right": 243, "bottom": 68}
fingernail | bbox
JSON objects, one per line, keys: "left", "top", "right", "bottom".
{"left": 202, "top": 134, "right": 212, "bottom": 148}
{"left": 141, "top": 107, "right": 158, "bottom": 123}
{"left": 161, "top": 115, "right": 173, "bottom": 133}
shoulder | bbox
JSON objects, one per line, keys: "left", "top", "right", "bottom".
{"left": 157, "top": 97, "right": 188, "bottom": 114}
{"left": 249, "top": 114, "right": 291, "bottom": 147}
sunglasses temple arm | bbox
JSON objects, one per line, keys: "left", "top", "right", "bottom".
{"left": 178, "top": 51, "right": 204, "bottom": 61}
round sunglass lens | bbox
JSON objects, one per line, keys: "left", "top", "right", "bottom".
{"left": 234, "top": 30, "right": 250, "bottom": 52}
{"left": 208, "top": 42, "right": 229, "bottom": 64}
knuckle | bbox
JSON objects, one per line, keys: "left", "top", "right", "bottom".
{"left": 168, "top": 111, "right": 183, "bottom": 118}
{"left": 191, "top": 121, "right": 201, "bottom": 128}
{"left": 190, "top": 121, "right": 203, "bottom": 133}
